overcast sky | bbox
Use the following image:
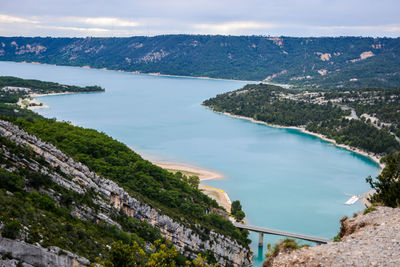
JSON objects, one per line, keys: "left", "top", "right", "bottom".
{"left": 1, "top": 0, "right": 399, "bottom": 37}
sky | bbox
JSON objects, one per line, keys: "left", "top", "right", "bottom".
{"left": 0, "top": 0, "right": 399, "bottom": 37}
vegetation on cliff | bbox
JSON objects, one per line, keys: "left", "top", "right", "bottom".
{"left": 367, "top": 152, "right": 400, "bottom": 207}
{"left": 0, "top": 78, "right": 251, "bottom": 266}
{"left": 0, "top": 134, "right": 181, "bottom": 264}
{"left": 10, "top": 116, "right": 250, "bottom": 247}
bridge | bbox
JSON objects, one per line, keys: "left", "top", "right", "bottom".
{"left": 234, "top": 223, "right": 331, "bottom": 246}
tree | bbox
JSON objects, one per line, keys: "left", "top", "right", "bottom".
{"left": 231, "top": 200, "right": 242, "bottom": 215}
{"left": 105, "top": 241, "right": 147, "bottom": 267}
{"left": 188, "top": 176, "right": 200, "bottom": 188}
{"left": 231, "top": 200, "right": 246, "bottom": 222}
{"left": 146, "top": 240, "right": 178, "bottom": 267}
{"left": 1, "top": 220, "right": 22, "bottom": 239}
{"left": 366, "top": 153, "right": 400, "bottom": 207}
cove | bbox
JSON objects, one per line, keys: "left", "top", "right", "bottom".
{"left": 0, "top": 61, "right": 380, "bottom": 266}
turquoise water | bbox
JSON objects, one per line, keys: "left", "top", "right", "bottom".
{"left": 0, "top": 61, "right": 379, "bottom": 266}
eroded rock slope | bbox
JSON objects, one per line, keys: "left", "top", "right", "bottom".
{"left": 264, "top": 207, "right": 400, "bottom": 267}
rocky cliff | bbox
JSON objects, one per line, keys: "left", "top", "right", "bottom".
{"left": 0, "top": 237, "right": 90, "bottom": 267}
{"left": 263, "top": 207, "right": 400, "bottom": 267}
{"left": 0, "top": 119, "right": 252, "bottom": 266}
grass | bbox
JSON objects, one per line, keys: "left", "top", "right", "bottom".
{"left": 265, "top": 238, "right": 309, "bottom": 259}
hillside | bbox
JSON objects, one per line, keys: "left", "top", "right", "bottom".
{"left": 263, "top": 206, "right": 400, "bottom": 267}
{"left": 203, "top": 83, "right": 400, "bottom": 156}
{"left": 0, "top": 79, "right": 252, "bottom": 266}
{"left": 1, "top": 36, "right": 400, "bottom": 89}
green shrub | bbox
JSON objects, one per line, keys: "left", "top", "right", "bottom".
{"left": 0, "top": 169, "right": 24, "bottom": 192}
{"left": 1, "top": 220, "right": 22, "bottom": 239}
{"left": 265, "top": 238, "right": 307, "bottom": 259}
{"left": 366, "top": 153, "right": 400, "bottom": 207}
{"left": 363, "top": 206, "right": 377, "bottom": 215}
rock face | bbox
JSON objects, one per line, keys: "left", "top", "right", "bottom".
{"left": 263, "top": 207, "right": 400, "bottom": 267}
{"left": 0, "top": 237, "right": 90, "bottom": 267}
{"left": 0, "top": 120, "right": 253, "bottom": 266}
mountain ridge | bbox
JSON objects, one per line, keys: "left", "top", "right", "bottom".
{"left": 1, "top": 35, "right": 400, "bottom": 89}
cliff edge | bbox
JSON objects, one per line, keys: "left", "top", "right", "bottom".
{"left": 264, "top": 207, "right": 400, "bottom": 267}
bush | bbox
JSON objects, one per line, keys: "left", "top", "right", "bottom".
{"left": 363, "top": 206, "right": 376, "bottom": 215}
{"left": 366, "top": 153, "right": 400, "bottom": 207}
{"left": 0, "top": 169, "right": 24, "bottom": 192}
{"left": 231, "top": 200, "right": 246, "bottom": 222}
{"left": 265, "top": 238, "right": 308, "bottom": 259}
{"left": 1, "top": 220, "right": 22, "bottom": 239}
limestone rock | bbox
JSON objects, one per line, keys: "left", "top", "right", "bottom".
{"left": 0, "top": 120, "right": 253, "bottom": 266}
{"left": 0, "top": 237, "right": 89, "bottom": 267}
{"left": 263, "top": 207, "right": 400, "bottom": 267}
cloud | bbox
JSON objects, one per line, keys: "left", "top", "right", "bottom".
{"left": 35, "top": 25, "right": 111, "bottom": 33}
{"left": 0, "top": 14, "right": 144, "bottom": 37}
{"left": 69, "top": 17, "right": 140, "bottom": 27}
{"left": 0, "top": 7, "right": 399, "bottom": 37}
{"left": 193, "top": 21, "right": 278, "bottom": 34}
{"left": 309, "top": 24, "right": 400, "bottom": 36}
{"left": 0, "top": 14, "right": 38, "bottom": 24}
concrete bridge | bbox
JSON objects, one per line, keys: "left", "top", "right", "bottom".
{"left": 234, "top": 223, "right": 331, "bottom": 246}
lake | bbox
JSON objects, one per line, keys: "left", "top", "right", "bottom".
{"left": 0, "top": 61, "right": 380, "bottom": 266}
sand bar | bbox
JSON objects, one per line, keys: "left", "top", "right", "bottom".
{"left": 152, "top": 162, "right": 223, "bottom": 181}
{"left": 17, "top": 92, "right": 78, "bottom": 110}
{"left": 152, "top": 161, "right": 232, "bottom": 212}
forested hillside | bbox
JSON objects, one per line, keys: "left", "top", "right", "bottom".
{"left": 1, "top": 36, "right": 400, "bottom": 89}
{"left": 0, "top": 79, "right": 252, "bottom": 266}
{"left": 203, "top": 84, "right": 400, "bottom": 155}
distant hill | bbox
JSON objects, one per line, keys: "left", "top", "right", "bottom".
{"left": 1, "top": 35, "right": 400, "bottom": 89}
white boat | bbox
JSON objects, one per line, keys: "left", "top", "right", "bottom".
{"left": 345, "top": 195, "right": 359, "bottom": 205}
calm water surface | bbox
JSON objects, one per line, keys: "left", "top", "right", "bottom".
{"left": 0, "top": 61, "right": 379, "bottom": 266}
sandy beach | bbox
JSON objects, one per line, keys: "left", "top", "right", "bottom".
{"left": 17, "top": 96, "right": 49, "bottom": 110}
{"left": 153, "top": 162, "right": 223, "bottom": 181}
{"left": 152, "top": 161, "right": 232, "bottom": 212}
{"left": 17, "top": 92, "right": 78, "bottom": 110}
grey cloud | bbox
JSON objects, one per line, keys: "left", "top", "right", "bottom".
{"left": 0, "top": 0, "right": 399, "bottom": 37}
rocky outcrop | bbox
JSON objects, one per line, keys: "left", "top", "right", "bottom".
{"left": 0, "top": 120, "right": 252, "bottom": 266}
{"left": 263, "top": 207, "right": 400, "bottom": 267}
{"left": 0, "top": 237, "right": 89, "bottom": 267}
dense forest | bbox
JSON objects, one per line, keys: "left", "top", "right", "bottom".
{"left": 0, "top": 76, "right": 104, "bottom": 94}
{"left": 204, "top": 84, "right": 400, "bottom": 155}
{"left": 0, "top": 78, "right": 250, "bottom": 266}
{"left": 1, "top": 36, "right": 400, "bottom": 89}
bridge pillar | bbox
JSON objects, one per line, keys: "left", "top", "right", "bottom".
{"left": 258, "top": 232, "right": 263, "bottom": 247}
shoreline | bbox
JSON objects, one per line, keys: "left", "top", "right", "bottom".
{"left": 152, "top": 161, "right": 224, "bottom": 181}
{"left": 205, "top": 106, "right": 385, "bottom": 170}
{"left": 152, "top": 161, "right": 232, "bottom": 212}
{"left": 19, "top": 91, "right": 99, "bottom": 110}
{"left": 205, "top": 106, "right": 385, "bottom": 207}
{"left": 18, "top": 92, "right": 75, "bottom": 110}
{"left": 30, "top": 92, "right": 76, "bottom": 98}
{"left": 16, "top": 60, "right": 261, "bottom": 84}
